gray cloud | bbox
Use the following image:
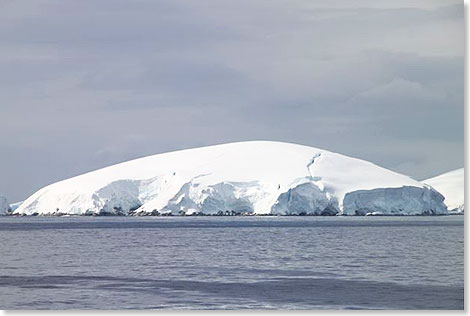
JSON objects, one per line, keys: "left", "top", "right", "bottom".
{"left": 0, "top": 0, "right": 464, "bottom": 201}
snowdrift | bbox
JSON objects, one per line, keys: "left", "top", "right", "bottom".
{"left": 423, "top": 168, "right": 464, "bottom": 213}
{"left": 13, "top": 141, "right": 447, "bottom": 216}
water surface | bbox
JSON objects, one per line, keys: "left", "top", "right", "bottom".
{"left": 0, "top": 216, "right": 464, "bottom": 309}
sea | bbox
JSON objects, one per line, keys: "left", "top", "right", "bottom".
{"left": 0, "top": 216, "right": 464, "bottom": 310}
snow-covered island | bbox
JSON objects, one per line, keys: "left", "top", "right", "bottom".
{"left": 423, "top": 168, "right": 464, "bottom": 213}
{"left": 11, "top": 141, "right": 449, "bottom": 216}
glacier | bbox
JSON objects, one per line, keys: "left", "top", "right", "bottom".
{"left": 422, "top": 168, "right": 464, "bottom": 213}
{"left": 13, "top": 141, "right": 447, "bottom": 216}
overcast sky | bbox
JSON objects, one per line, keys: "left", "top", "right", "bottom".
{"left": 0, "top": 0, "right": 464, "bottom": 202}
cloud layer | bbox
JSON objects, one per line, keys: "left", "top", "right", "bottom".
{"left": 0, "top": 0, "right": 464, "bottom": 201}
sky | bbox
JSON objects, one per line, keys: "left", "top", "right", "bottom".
{"left": 0, "top": 0, "right": 464, "bottom": 202}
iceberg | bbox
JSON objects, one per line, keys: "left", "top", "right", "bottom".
{"left": 8, "top": 201, "right": 23, "bottom": 212}
{"left": 0, "top": 196, "right": 9, "bottom": 215}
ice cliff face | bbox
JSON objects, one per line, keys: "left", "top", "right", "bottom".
{"left": 423, "top": 169, "right": 464, "bottom": 213}
{"left": 14, "top": 141, "right": 447, "bottom": 216}
{"left": 0, "top": 196, "right": 9, "bottom": 215}
{"left": 343, "top": 186, "right": 446, "bottom": 215}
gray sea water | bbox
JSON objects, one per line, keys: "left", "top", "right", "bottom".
{"left": 0, "top": 216, "right": 464, "bottom": 310}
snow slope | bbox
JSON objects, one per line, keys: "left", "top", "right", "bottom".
{"left": 0, "top": 196, "right": 9, "bottom": 215}
{"left": 423, "top": 168, "right": 464, "bottom": 212}
{"left": 14, "top": 141, "right": 447, "bottom": 216}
